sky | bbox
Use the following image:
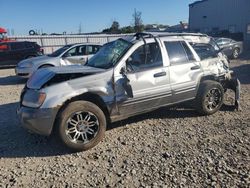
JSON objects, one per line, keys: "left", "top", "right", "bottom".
{"left": 0, "top": 0, "right": 195, "bottom": 35}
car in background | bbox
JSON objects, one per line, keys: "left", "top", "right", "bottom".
{"left": 214, "top": 37, "right": 243, "bottom": 59}
{"left": 0, "top": 41, "right": 43, "bottom": 68}
{"left": 15, "top": 43, "right": 101, "bottom": 77}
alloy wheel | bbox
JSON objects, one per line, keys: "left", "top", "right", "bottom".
{"left": 204, "top": 88, "right": 222, "bottom": 111}
{"left": 65, "top": 111, "right": 99, "bottom": 144}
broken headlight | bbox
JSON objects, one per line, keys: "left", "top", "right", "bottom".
{"left": 22, "top": 90, "right": 46, "bottom": 108}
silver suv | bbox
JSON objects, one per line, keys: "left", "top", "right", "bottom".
{"left": 17, "top": 33, "right": 240, "bottom": 151}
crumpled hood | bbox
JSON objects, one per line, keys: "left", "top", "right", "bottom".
{"left": 18, "top": 55, "right": 55, "bottom": 67}
{"left": 27, "top": 65, "right": 105, "bottom": 89}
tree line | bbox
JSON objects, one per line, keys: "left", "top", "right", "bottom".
{"left": 102, "top": 9, "right": 144, "bottom": 34}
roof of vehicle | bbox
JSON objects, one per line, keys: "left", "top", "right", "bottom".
{"left": 0, "top": 41, "right": 36, "bottom": 44}
{"left": 123, "top": 32, "right": 210, "bottom": 44}
{"left": 70, "top": 43, "right": 102, "bottom": 47}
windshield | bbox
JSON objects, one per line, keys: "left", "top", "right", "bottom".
{"left": 86, "top": 39, "right": 132, "bottom": 69}
{"left": 48, "top": 45, "right": 72, "bottom": 57}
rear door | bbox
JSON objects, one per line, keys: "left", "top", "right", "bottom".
{"left": 164, "top": 41, "right": 202, "bottom": 103}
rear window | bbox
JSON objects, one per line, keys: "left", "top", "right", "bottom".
{"left": 25, "top": 42, "right": 34, "bottom": 48}
{"left": 191, "top": 43, "right": 217, "bottom": 60}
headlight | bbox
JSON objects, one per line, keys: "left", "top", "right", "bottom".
{"left": 19, "top": 62, "right": 33, "bottom": 68}
{"left": 22, "top": 90, "right": 46, "bottom": 108}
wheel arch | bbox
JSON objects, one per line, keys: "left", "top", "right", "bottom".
{"left": 38, "top": 64, "right": 55, "bottom": 69}
{"left": 196, "top": 75, "right": 222, "bottom": 95}
{"left": 54, "top": 92, "right": 111, "bottom": 127}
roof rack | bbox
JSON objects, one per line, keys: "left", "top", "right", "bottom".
{"left": 133, "top": 32, "right": 208, "bottom": 39}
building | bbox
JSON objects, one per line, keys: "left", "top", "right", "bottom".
{"left": 189, "top": 0, "right": 250, "bottom": 47}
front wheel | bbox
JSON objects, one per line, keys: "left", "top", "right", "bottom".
{"left": 196, "top": 81, "right": 224, "bottom": 115}
{"left": 57, "top": 101, "right": 106, "bottom": 151}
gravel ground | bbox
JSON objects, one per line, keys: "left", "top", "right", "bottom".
{"left": 0, "top": 58, "right": 249, "bottom": 188}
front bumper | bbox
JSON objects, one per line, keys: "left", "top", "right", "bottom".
{"left": 15, "top": 67, "right": 33, "bottom": 78}
{"left": 17, "top": 106, "right": 59, "bottom": 136}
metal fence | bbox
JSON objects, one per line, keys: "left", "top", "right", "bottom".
{"left": 10, "top": 34, "right": 132, "bottom": 54}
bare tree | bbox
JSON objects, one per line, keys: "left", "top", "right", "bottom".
{"left": 132, "top": 9, "right": 143, "bottom": 32}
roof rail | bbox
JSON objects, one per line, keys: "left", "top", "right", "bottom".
{"left": 134, "top": 32, "right": 208, "bottom": 39}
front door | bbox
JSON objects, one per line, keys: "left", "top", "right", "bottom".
{"left": 116, "top": 42, "right": 171, "bottom": 116}
{"left": 61, "top": 45, "right": 88, "bottom": 65}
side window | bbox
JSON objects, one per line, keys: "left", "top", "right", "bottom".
{"left": 222, "top": 38, "right": 231, "bottom": 45}
{"left": 164, "top": 41, "right": 189, "bottom": 65}
{"left": 216, "top": 39, "right": 223, "bottom": 46}
{"left": 25, "top": 42, "right": 34, "bottom": 49}
{"left": 126, "top": 42, "right": 163, "bottom": 72}
{"left": 191, "top": 43, "right": 217, "bottom": 60}
{"left": 10, "top": 43, "right": 25, "bottom": 50}
{"left": 78, "top": 46, "right": 86, "bottom": 55}
{"left": 64, "top": 46, "right": 78, "bottom": 57}
{"left": 87, "top": 45, "right": 101, "bottom": 55}
{"left": 181, "top": 42, "right": 196, "bottom": 61}
{"left": 93, "top": 45, "right": 101, "bottom": 53}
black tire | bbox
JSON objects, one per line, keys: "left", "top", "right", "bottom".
{"left": 57, "top": 101, "right": 106, "bottom": 151}
{"left": 232, "top": 48, "right": 240, "bottom": 59}
{"left": 196, "top": 80, "right": 224, "bottom": 115}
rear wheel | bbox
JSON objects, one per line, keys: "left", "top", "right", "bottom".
{"left": 57, "top": 101, "right": 106, "bottom": 151}
{"left": 196, "top": 81, "right": 224, "bottom": 115}
{"left": 232, "top": 48, "right": 240, "bottom": 59}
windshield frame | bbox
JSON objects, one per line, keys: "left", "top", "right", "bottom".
{"left": 85, "top": 39, "right": 132, "bottom": 69}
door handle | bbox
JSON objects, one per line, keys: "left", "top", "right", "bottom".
{"left": 191, "top": 65, "right": 200, "bottom": 70}
{"left": 154, "top": 71, "right": 166, "bottom": 78}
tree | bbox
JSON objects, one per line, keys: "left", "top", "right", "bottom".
{"left": 121, "top": 26, "right": 134, "bottom": 33}
{"left": 132, "top": 9, "right": 143, "bottom": 32}
{"left": 111, "top": 21, "right": 120, "bottom": 33}
{"left": 102, "top": 21, "right": 121, "bottom": 34}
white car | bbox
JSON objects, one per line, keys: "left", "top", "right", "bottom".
{"left": 15, "top": 43, "right": 102, "bottom": 77}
